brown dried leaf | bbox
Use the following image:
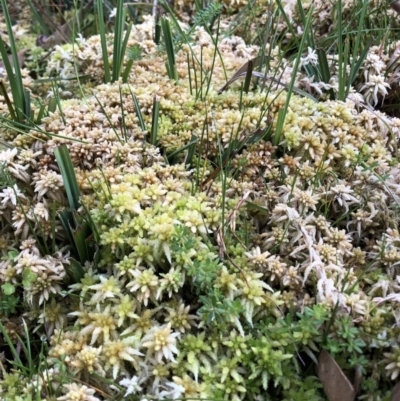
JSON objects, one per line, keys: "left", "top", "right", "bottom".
{"left": 391, "top": 1, "right": 400, "bottom": 14}
{"left": 387, "top": 44, "right": 400, "bottom": 74}
{"left": 41, "top": 23, "right": 73, "bottom": 49}
{"left": 218, "top": 56, "right": 261, "bottom": 94}
{"left": 317, "top": 350, "right": 355, "bottom": 401}
{"left": 41, "top": 0, "right": 94, "bottom": 49}
{"left": 392, "top": 382, "right": 400, "bottom": 401}
{"left": 353, "top": 365, "right": 362, "bottom": 395}
{"left": 0, "top": 49, "right": 28, "bottom": 77}
{"left": 217, "top": 56, "right": 317, "bottom": 101}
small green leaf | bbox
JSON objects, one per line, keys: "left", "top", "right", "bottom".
{"left": 1, "top": 283, "right": 15, "bottom": 295}
{"left": 22, "top": 268, "right": 37, "bottom": 287}
{"left": 7, "top": 250, "right": 19, "bottom": 260}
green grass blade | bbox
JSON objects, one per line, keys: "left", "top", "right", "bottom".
{"left": 65, "top": 258, "right": 85, "bottom": 282}
{"left": 154, "top": 13, "right": 161, "bottom": 44}
{"left": 122, "top": 44, "right": 142, "bottom": 83}
{"left": 150, "top": 96, "right": 160, "bottom": 146}
{"left": 0, "top": 37, "right": 21, "bottom": 121}
{"left": 24, "top": 89, "right": 31, "bottom": 121}
{"left": 71, "top": 212, "right": 95, "bottom": 263}
{"left": 35, "top": 102, "right": 46, "bottom": 124}
{"left": 160, "top": 0, "right": 207, "bottom": 78}
{"left": 337, "top": 0, "right": 345, "bottom": 100}
{"left": 96, "top": 0, "right": 111, "bottom": 83}
{"left": 21, "top": 318, "right": 33, "bottom": 374}
{"left": 119, "top": 86, "right": 127, "bottom": 141}
{"left": 112, "top": 0, "right": 126, "bottom": 82}
{"left": 255, "top": 0, "right": 275, "bottom": 91}
{"left": 58, "top": 209, "right": 76, "bottom": 246}
{"left": 26, "top": 0, "right": 51, "bottom": 35}
{"left": 51, "top": 82, "right": 66, "bottom": 125}
{"left": 296, "top": 0, "right": 315, "bottom": 49}
{"left": 243, "top": 59, "right": 254, "bottom": 94}
{"left": 317, "top": 48, "right": 331, "bottom": 83}
{"left": 122, "top": 59, "right": 134, "bottom": 83}
{"left": 0, "top": 81, "right": 17, "bottom": 121}
{"left": 317, "top": 48, "right": 335, "bottom": 99}
{"left": 54, "top": 145, "right": 81, "bottom": 210}
{"left": 128, "top": 86, "right": 146, "bottom": 131}
{"left": 0, "top": 0, "right": 25, "bottom": 119}
{"left": 0, "top": 320, "right": 28, "bottom": 375}
{"left": 345, "top": 0, "right": 369, "bottom": 98}
{"left": 186, "top": 134, "right": 197, "bottom": 166}
{"left": 167, "top": 137, "right": 198, "bottom": 162}
{"left": 273, "top": 4, "right": 314, "bottom": 145}
{"left": 161, "top": 17, "right": 178, "bottom": 81}
{"left": 80, "top": 201, "right": 100, "bottom": 242}
{"left": 348, "top": 39, "right": 372, "bottom": 90}
{"left": 115, "top": 20, "right": 133, "bottom": 81}
{"left": 204, "top": 11, "right": 222, "bottom": 97}
{"left": 274, "top": 0, "right": 299, "bottom": 47}
{"left": 93, "top": 93, "right": 122, "bottom": 143}
{"left": 47, "top": 97, "right": 57, "bottom": 113}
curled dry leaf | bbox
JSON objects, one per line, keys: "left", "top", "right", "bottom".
{"left": 391, "top": 1, "right": 400, "bottom": 14}
{"left": 36, "top": 35, "right": 49, "bottom": 47}
{"left": 0, "top": 49, "right": 28, "bottom": 77}
{"left": 40, "top": 0, "right": 94, "bottom": 49}
{"left": 392, "top": 382, "right": 400, "bottom": 401}
{"left": 317, "top": 350, "right": 355, "bottom": 401}
{"left": 218, "top": 56, "right": 317, "bottom": 100}
{"left": 218, "top": 56, "right": 262, "bottom": 94}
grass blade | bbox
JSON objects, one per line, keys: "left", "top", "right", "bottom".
{"left": 71, "top": 212, "right": 96, "bottom": 264}
{"left": 0, "top": 38, "right": 23, "bottom": 121}
{"left": 96, "top": 0, "right": 111, "bottom": 83}
{"left": 150, "top": 96, "right": 160, "bottom": 146}
{"left": 128, "top": 85, "right": 146, "bottom": 131}
{"left": 65, "top": 258, "right": 85, "bottom": 283}
{"left": 0, "top": 81, "right": 17, "bottom": 121}
{"left": 317, "top": 48, "right": 331, "bottom": 83}
{"left": 273, "top": 4, "right": 314, "bottom": 145}
{"left": 167, "top": 137, "right": 198, "bottom": 162}
{"left": 0, "top": 0, "right": 25, "bottom": 121}
{"left": 122, "top": 44, "right": 142, "bottom": 83}
{"left": 345, "top": 0, "right": 369, "bottom": 98}
{"left": 337, "top": 0, "right": 345, "bottom": 100}
{"left": 274, "top": 0, "right": 300, "bottom": 47}
{"left": 161, "top": 17, "right": 178, "bottom": 81}
{"left": 243, "top": 59, "right": 254, "bottom": 94}
{"left": 54, "top": 145, "right": 81, "bottom": 210}
{"left": 348, "top": 39, "right": 372, "bottom": 89}
{"left": 26, "top": 0, "right": 51, "bottom": 35}
{"left": 114, "top": 19, "right": 133, "bottom": 81}
{"left": 112, "top": 0, "right": 126, "bottom": 82}
{"left": 21, "top": 319, "right": 33, "bottom": 374}
{"left": 119, "top": 86, "right": 127, "bottom": 141}
{"left": 0, "top": 320, "right": 28, "bottom": 375}
{"left": 154, "top": 13, "right": 161, "bottom": 44}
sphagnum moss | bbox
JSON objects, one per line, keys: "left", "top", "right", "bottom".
{"left": 2, "top": 1, "right": 400, "bottom": 400}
